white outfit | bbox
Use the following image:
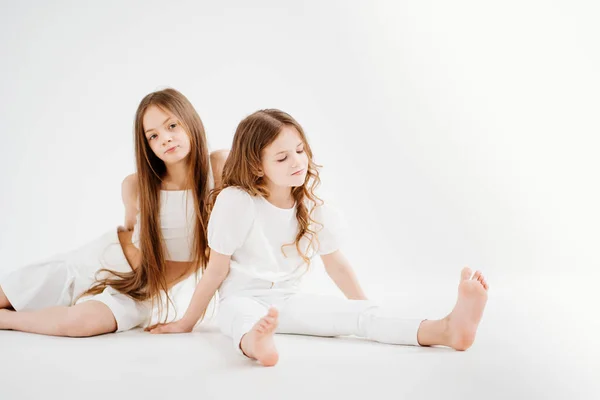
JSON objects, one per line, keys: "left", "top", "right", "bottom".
{"left": 132, "top": 190, "right": 197, "bottom": 262}
{"left": 0, "top": 189, "right": 199, "bottom": 332}
{"left": 208, "top": 187, "right": 423, "bottom": 354}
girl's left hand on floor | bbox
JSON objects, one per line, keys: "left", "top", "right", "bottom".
{"left": 145, "top": 319, "right": 194, "bottom": 334}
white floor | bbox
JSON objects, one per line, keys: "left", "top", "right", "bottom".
{"left": 0, "top": 275, "right": 597, "bottom": 400}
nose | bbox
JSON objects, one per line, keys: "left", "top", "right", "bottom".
{"left": 291, "top": 152, "right": 302, "bottom": 167}
{"left": 162, "top": 134, "right": 173, "bottom": 146}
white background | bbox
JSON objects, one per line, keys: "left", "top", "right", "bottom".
{"left": 1, "top": 1, "right": 599, "bottom": 398}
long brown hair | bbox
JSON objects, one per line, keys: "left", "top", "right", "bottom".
{"left": 211, "top": 109, "right": 322, "bottom": 264}
{"left": 83, "top": 88, "right": 211, "bottom": 318}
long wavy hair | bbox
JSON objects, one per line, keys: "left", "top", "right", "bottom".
{"left": 210, "top": 109, "right": 323, "bottom": 264}
{"left": 82, "top": 88, "right": 211, "bottom": 319}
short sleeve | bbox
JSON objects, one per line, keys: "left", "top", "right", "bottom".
{"left": 208, "top": 187, "right": 256, "bottom": 256}
{"left": 312, "top": 202, "right": 346, "bottom": 255}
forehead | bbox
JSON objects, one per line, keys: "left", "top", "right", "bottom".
{"left": 264, "top": 125, "right": 303, "bottom": 154}
{"left": 143, "top": 105, "right": 176, "bottom": 132}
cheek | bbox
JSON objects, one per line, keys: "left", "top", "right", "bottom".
{"left": 300, "top": 152, "right": 309, "bottom": 165}
{"left": 277, "top": 164, "right": 290, "bottom": 178}
{"left": 153, "top": 149, "right": 167, "bottom": 161}
{"left": 148, "top": 141, "right": 162, "bottom": 156}
{"left": 264, "top": 163, "right": 285, "bottom": 182}
{"left": 177, "top": 130, "right": 191, "bottom": 147}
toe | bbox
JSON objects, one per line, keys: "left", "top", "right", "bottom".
{"left": 267, "top": 307, "right": 279, "bottom": 318}
{"left": 461, "top": 267, "right": 472, "bottom": 281}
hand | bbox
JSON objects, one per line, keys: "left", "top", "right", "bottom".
{"left": 144, "top": 319, "right": 194, "bottom": 334}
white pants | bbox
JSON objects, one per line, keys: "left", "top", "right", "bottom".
{"left": 218, "top": 292, "right": 423, "bottom": 355}
{"left": 0, "top": 229, "right": 152, "bottom": 332}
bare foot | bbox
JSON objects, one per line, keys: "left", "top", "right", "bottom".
{"left": 443, "top": 267, "right": 489, "bottom": 351}
{"left": 240, "top": 308, "right": 279, "bottom": 367}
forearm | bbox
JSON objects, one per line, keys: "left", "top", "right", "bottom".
{"left": 326, "top": 266, "right": 368, "bottom": 300}
{"left": 180, "top": 268, "right": 226, "bottom": 326}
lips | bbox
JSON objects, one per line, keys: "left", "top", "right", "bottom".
{"left": 165, "top": 145, "right": 178, "bottom": 154}
{"left": 292, "top": 168, "right": 305, "bottom": 176}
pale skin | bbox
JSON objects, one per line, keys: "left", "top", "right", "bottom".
{"left": 0, "top": 105, "right": 229, "bottom": 336}
{"left": 148, "top": 125, "right": 489, "bottom": 367}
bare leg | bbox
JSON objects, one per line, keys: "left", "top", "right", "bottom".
{"left": 0, "top": 286, "right": 12, "bottom": 309}
{"left": 0, "top": 300, "right": 117, "bottom": 337}
{"left": 417, "top": 267, "right": 489, "bottom": 350}
{"left": 240, "top": 308, "right": 279, "bottom": 367}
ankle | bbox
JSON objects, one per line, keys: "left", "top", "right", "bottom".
{"left": 239, "top": 334, "right": 253, "bottom": 358}
{"left": 417, "top": 318, "right": 451, "bottom": 347}
{"left": 441, "top": 316, "right": 452, "bottom": 345}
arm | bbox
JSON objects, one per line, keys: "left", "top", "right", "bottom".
{"left": 209, "top": 149, "right": 230, "bottom": 188}
{"left": 321, "top": 250, "right": 368, "bottom": 300}
{"left": 178, "top": 250, "right": 230, "bottom": 327}
{"left": 148, "top": 250, "right": 230, "bottom": 333}
{"left": 120, "top": 173, "right": 138, "bottom": 231}
{"left": 149, "top": 187, "right": 252, "bottom": 333}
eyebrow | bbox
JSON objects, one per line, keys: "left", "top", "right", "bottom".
{"left": 274, "top": 142, "right": 304, "bottom": 156}
{"left": 145, "top": 117, "right": 172, "bottom": 135}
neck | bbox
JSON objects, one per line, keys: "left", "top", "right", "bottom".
{"left": 265, "top": 182, "right": 294, "bottom": 209}
{"left": 164, "top": 161, "right": 189, "bottom": 190}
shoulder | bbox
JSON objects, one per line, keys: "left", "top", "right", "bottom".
{"left": 122, "top": 173, "right": 138, "bottom": 191}
{"left": 210, "top": 149, "right": 230, "bottom": 187}
{"left": 217, "top": 186, "right": 253, "bottom": 204}
{"left": 210, "top": 149, "right": 229, "bottom": 168}
{"left": 216, "top": 186, "right": 254, "bottom": 207}
{"left": 310, "top": 198, "right": 346, "bottom": 254}
{"left": 311, "top": 198, "right": 344, "bottom": 227}
{"left": 209, "top": 187, "right": 256, "bottom": 240}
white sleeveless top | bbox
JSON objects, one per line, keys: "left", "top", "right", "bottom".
{"left": 131, "top": 190, "right": 197, "bottom": 262}
{"left": 131, "top": 162, "right": 214, "bottom": 262}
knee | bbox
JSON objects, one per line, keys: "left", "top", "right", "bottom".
{"left": 0, "top": 286, "right": 13, "bottom": 309}
{"left": 59, "top": 307, "right": 116, "bottom": 337}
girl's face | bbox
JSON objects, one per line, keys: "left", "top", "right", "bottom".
{"left": 143, "top": 105, "right": 191, "bottom": 165}
{"left": 261, "top": 125, "right": 308, "bottom": 189}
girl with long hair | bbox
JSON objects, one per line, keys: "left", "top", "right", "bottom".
{"left": 0, "top": 88, "right": 226, "bottom": 336}
{"left": 149, "top": 109, "right": 489, "bottom": 367}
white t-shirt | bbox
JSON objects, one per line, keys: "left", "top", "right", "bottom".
{"left": 208, "top": 187, "right": 344, "bottom": 296}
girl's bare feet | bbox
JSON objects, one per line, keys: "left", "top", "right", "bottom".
{"left": 444, "top": 267, "right": 489, "bottom": 350}
{"left": 240, "top": 308, "right": 279, "bottom": 366}
{"left": 418, "top": 267, "right": 488, "bottom": 350}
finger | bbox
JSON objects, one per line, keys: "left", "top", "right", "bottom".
{"left": 151, "top": 325, "right": 168, "bottom": 334}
